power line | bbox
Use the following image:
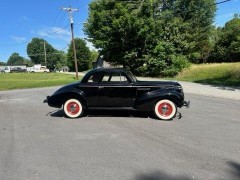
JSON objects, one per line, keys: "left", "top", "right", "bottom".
{"left": 123, "top": 0, "right": 233, "bottom": 15}
{"left": 47, "top": 0, "right": 74, "bottom": 26}
{"left": 174, "top": 0, "right": 233, "bottom": 17}
{"left": 216, "top": 0, "right": 232, "bottom": 5}
{"left": 0, "top": 24, "right": 69, "bottom": 47}
{"left": 27, "top": 45, "right": 69, "bottom": 57}
{"left": 38, "top": 24, "right": 70, "bottom": 39}
{"left": 28, "top": 52, "right": 65, "bottom": 57}
{"left": 53, "top": 11, "right": 68, "bottom": 28}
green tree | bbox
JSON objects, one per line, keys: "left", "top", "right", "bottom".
{"left": 176, "top": 0, "right": 216, "bottom": 63}
{"left": 27, "top": 38, "right": 67, "bottom": 70}
{"left": 7, "top": 53, "right": 25, "bottom": 65}
{"left": 84, "top": 0, "right": 216, "bottom": 76}
{"left": 53, "top": 51, "right": 67, "bottom": 71}
{"left": 211, "top": 16, "right": 240, "bottom": 62}
{"left": 0, "top": 61, "right": 6, "bottom": 66}
{"left": 84, "top": 0, "right": 154, "bottom": 72}
{"left": 24, "top": 59, "right": 33, "bottom": 67}
{"left": 47, "top": 50, "right": 67, "bottom": 71}
{"left": 67, "top": 38, "right": 91, "bottom": 71}
{"left": 27, "top": 38, "right": 52, "bottom": 65}
{"left": 90, "top": 50, "right": 99, "bottom": 65}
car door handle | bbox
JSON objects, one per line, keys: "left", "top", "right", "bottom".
{"left": 99, "top": 86, "right": 104, "bottom": 89}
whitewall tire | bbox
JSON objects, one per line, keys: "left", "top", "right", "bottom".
{"left": 63, "top": 99, "right": 83, "bottom": 118}
{"left": 154, "top": 99, "right": 177, "bottom": 120}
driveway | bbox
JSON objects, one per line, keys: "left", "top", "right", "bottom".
{"left": 0, "top": 86, "right": 240, "bottom": 180}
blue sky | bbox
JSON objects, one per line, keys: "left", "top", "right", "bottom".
{"left": 0, "top": 0, "right": 239, "bottom": 62}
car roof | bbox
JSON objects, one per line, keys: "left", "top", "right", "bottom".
{"left": 89, "top": 68, "right": 129, "bottom": 73}
{"left": 81, "top": 68, "right": 131, "bottom": 83}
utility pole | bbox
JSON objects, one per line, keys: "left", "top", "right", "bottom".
{"left": 43, "top": 41, "right": 47, "bottom": 67}
{"left": 61, "top": 6, "right": 79, "bottom": 79}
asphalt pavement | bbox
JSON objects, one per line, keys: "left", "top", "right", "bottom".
{"left": 0, "top": 81, "right": 240, "bottom": 180}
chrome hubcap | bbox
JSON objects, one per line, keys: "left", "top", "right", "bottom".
{"left": 69, "top": 104, "right": 77, "bottom": 112}
{"left": 161, "top": 105, "right": 169, "bottom": 114}
{"left": 67, "top": 102, "right": 80, "bottom": 115}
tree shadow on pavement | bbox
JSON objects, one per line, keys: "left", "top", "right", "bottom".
{"left": 194, "top": 79, "right": 240, "bottom": 91}
{"left": 133, "top": 170, "right": 191, "bottom": 180}
{"left": 87, "top": 110, "right": 150, "bottom": 119}
{"left": 46, "top": 109, "right": 65, "bottom": 117}
{"left": 48, "top": 109, "right": 150, "bottom": 119}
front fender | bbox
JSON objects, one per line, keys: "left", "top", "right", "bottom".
{"left": 135, "top": 89, "right": 184, "bottom": 112}
{"left": 48, "top": 88, "right": 87, "bottom": 108}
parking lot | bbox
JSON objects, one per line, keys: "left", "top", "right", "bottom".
{"left": 0, "top": 87, "right": 240, "bottom": 180}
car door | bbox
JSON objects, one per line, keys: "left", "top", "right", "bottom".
{"left": 98, "top": 72, "right": 136, "bottom": 108}
{"left": 78, "top": 72, "right": 103, "bottom": 107}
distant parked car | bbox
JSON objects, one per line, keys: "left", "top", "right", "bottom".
{"left": 27, "top": 67, "right": 36, "bottom": 73}
{"left": 27, "top": 66, "right": 50, "bottom": 73}
{"left": 44, "top": 68, "right": 190, "bottom": 120}
{"left": 1, "top": 66, "right": 10, "bottom": 73}
{"left": 37, "top": 66, "right": 49, "bottom": 73}
{"left": 10, "top": 67, "right": 27, "bottom": 73}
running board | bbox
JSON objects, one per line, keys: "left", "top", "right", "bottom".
{"left": 87, "top": 107, "right": 136, "bottom": 111}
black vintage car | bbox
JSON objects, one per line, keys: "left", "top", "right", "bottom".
{"left": 44, "top": 68, "right": 189, "bottom": 120}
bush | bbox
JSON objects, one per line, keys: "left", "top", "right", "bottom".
{"left": 162, "top": 55, "right": 190, "bottom": 77}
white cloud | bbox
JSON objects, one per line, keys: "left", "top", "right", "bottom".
{"left": 37, "top": 26, "right": 71, "bottom": 42}
{"left": 86, "top": 40, "right": 97, "bottom": 51}
{"left": 34, "top": 27, "right": 97, "bottom": 52}
{"left": 11, "top": 36, "right": 27, "bottom": 43}
{"left": 79, "top": 35, "right": 97, "bottom": 51}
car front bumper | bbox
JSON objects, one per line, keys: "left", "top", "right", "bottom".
{"left": 183, "top": 101, "right": 190, "bottom": 108}
{"left": 43, "top": 96, "right": 50, "bottom": 103}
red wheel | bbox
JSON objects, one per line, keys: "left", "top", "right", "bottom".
{"left": 154, "top": 99, "right": 177, "bottom": 120}
{"left": 63, "top": 99, "right": 83, "bottom": 118}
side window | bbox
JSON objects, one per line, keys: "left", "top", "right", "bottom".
{"left": 110, "top": 73, "right": 121, "bottom": 82}
{"left": 101, "top": 72, "right": 129, "bottom": 83}
{"left": 101, "top": 74, "right": 111, "bottom": 82}
{"left": 87, "top": 73, "right": 103, "bottom": 83}
{"left": 120, "top": 73, "right": 128, "bottom": 82}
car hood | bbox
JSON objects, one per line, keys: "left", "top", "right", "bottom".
{"left": 135, "top": 80, "right": 181, "bottom": 88}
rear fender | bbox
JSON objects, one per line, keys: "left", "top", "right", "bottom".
{"left": 135, "top": 89, "right": 183, "bottom": 112}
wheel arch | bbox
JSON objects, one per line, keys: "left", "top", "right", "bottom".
{"left": 61, "top": 91, "right": 87, "bottom": 109}
{"left": 135, "top": 92, "right": 182, "bottom": 112}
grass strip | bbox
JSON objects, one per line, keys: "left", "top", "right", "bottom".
{"left": 0, "top": 63, "right": 239, "bottom": 91}
{"left": 0, "top": 73, "right": 79, "bottom": 91}
{"left": 174, "top": 63, "right": 240, "bottom": 86}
